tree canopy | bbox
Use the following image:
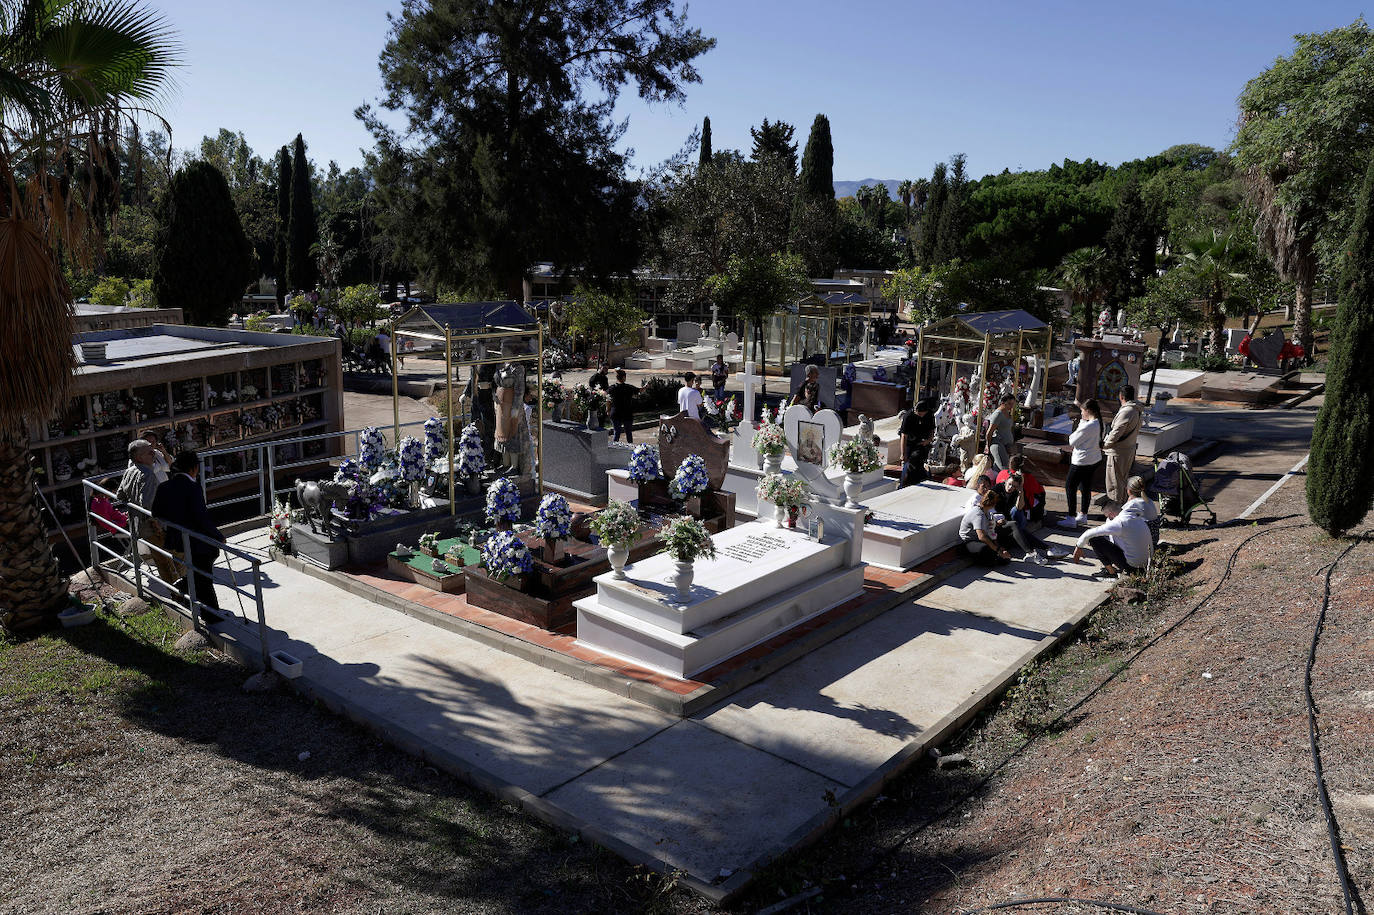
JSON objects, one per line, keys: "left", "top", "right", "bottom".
{"left": 153, "top": 161, "right": 255, "bottom": 326}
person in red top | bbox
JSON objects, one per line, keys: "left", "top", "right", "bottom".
{"left": 996, "top": 454, "right": 1045, "bottom": 523}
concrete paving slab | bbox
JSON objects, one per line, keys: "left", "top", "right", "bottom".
{"left": 543, "top": 719, "right": 842, "bottom": 879}
{"left": 923, "top": 553, "right": 1111, "bottom": 633}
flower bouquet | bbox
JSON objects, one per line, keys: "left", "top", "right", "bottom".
{"left": 757, "top": 473, "right": 810, "bottom": 528}
{"left": 872, "top": 365, "right": 888, "bottom": 383}
{"left": 482, "top": 530, "right": 534, "bottom": 585}
{"left": 841, "top": 363, "right": 857, "bottom": 390}
{"left": 571, "top": 383, "right": 608, "bottom": 425}
{"left": 541, "top": 379, "right": 567, "bottom": 413}
{"left": 418, "top": 531, "right": 440, "bottom": 556}
{"left": 269, "top": 499, "right": 293, "bottom": 553}
{"left": 534, "top": 493, "right": 573, "bottom": 559}
{"left": 397, "top": 436, "right": 426, "bottom": 486}
{"left": 659, "top": 515, "right": 716, "bottom": 563}
{"left": 359, "top": 426, "right": 386, "bottom": 470}
{"left": 752, "top": 423, "right": 787, "bottom": 457}
{"left": 828, "top": 437, "right": 883, "bottom": 475}
{"left": 627, "top": 443, "right": 662, "bottom": 483}
{"left": 485, "top": 476, "right": 522, "bottom": 525}
{"left": 422, "top": 416, "right": 446, "bottom": 464}
{"left": 457, "top": 423, "right": 486, "bottom": 479}
{"left": 669, "top": 453, "right": 710, "bottom": 503}
{"left": 589, "top": 500, "right": 641, "bottom": 548}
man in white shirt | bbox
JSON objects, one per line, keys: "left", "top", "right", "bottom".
{"left": 677, "top": 371, "right": 704, "bottom": 422}
{"left": 1071, "top": 498, "right": 1152, "bottom": 578}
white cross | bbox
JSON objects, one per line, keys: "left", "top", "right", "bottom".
{"left": 740, "top": 360, "right": 762, "bottom": 423}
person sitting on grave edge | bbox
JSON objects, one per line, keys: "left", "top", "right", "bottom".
{"left": 964, "top": 452, "right": 994, "bottom": 491}
{"left": 992, "top": 472, "right": 1059, "bottom": 565}
{"left": 960, "top": 489, "right": 1012, "bottom": 567}
{"left": 1121, "top": 474, "right": 1161, "bottom": 547}
{"left": 899, "top": 398, "right": 935, "bottom": 489}
{"left": 791, "top": 364, "right": 822, "bottom": 411}
{"left": 1070, "top": 498, "right": 1152, "bottom": 580}
{"left": 986, "top": 394, "right": 1017, "bottom": 471}
{"left": 995, "top": 455, "right": 1045, "bottom": 523}
{"left": 963, "top": 473, "right": 993, "bottom": 510}
{"left": 677, "top": 371, "right": 705, "bottom": 423}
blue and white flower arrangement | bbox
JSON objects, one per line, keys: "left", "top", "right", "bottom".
{"left": 359, "top": 426, "right": 386, "bottom": 470}
{"left": 397, "top": 436, "right": 426, "bottom": 485}
{"left": 334, "top": 457, "right": 364, "bottom": 484}
{"left": 485, "top": 476, "right": 522, "bottom": 523}
{"left": 534, "top": 493, "right": 573, "bottom": 541}
{"left": 482, "top": 530, "right": 534, "bottom": 582}
{"left": 872, "top": 365, "right": 888, "bottom": 383}
{"left": 669, "top": 453, "right": 710, "bottom": 501}
{"left": 841, "top": 363, "right": 856, "bottom": 391}
{"left": 422, "top": 416, "right": 446, "bottom": 464}
{"left": 457, "top": 422, "right": 486, "bottom": 476}
{"left": 627, "top": 443, "right": 662, "bottom": 482}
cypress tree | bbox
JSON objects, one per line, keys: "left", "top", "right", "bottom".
{"left": 933, "top": 153, "right": 968, "bottom": 264}
{"left": 699, "top": 116, "right": 712, "bottom": 167}
{"left": 1102, "top": 176, "right": 1154, "bottom": 309}
{"left": 153, "top": 161, "right": 255, "bottom": 327}
{"left": 797, "top": 114, "right": 834, "bottom": 200}
{"left": 1306, "top": 154, "right": 1374, "bottom": 535}
{"left": 285, "top": 133, "right": 318, "bottom": 292}
{"left": 274, "top": 145, "right": 291, "bottom": 304}
{"left": 917, "top": 162, "right": 948, "bottom": 265}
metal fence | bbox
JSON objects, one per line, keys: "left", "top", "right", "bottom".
{"left": 83, "top": 477, "right": 273, "bottom": 672}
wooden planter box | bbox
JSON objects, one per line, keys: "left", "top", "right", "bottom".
{"left": 387, "top": 552, "right": 468, "bottom": 593}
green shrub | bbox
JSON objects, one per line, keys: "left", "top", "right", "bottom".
{"left": 89, "top": 276, "right": 131, "bottom": 308}
{"left": 1179, "top": 354, "right": 1234, "bottom": 373}
{"left": 639, "top": 375, "right": 679, "bottom": 411}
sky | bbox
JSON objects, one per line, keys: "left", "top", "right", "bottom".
{"left": 163, "top": 0, "right": 1369, "bottom": 182}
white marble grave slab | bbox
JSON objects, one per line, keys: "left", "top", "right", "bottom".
{"left": 1140, "top": 368, "right": 1204, "bottom": 399}
{"left": 860, "top": 481, "right": 970, "bottom": 570}
{"left": 842, "top": 413, "right": 905, "bottom": 464}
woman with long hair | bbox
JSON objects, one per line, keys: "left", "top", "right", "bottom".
{"left": 1059, "top": 398, "right": 1103, "bottom": 528}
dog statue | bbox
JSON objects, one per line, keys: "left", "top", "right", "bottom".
{"left": 295, "top": 478, "right": 355, "bottom": 540}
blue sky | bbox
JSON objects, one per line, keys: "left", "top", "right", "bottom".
{"left": 163, "top": 1, "right": 1367, "bottom": 182}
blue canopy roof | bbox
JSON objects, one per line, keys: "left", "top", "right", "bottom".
{"left": 417, "top": 301, "right": 536, "bottom": 331}
{"left": 954, "top": 309, "right": 1048, "bottom": 335}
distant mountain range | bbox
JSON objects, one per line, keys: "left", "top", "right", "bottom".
{"left": 833, "top": 178, "right": 903, "bottom": 199}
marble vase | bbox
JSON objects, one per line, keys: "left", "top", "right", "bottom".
{"left": 667, "top": 559, "right": 694, "bottom": 602}
{"left": 608, "top": 543, "right": 629, "bottom": 579}
{"left": 843, "top": 473, "right": 864, "bottom": 508}
{"left": 763, "top": 453, "right": 783, "bottom": 475}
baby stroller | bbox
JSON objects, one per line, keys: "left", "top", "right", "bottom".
{"left": 1149, "top": 451, "right": 1217, "bottom": 526}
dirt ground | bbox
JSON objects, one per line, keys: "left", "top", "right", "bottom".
{"left": 5, "top": 469, "right": 1368, "bottom": 915}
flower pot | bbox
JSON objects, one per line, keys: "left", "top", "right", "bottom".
{"left": 774, "top": 502, "right": 787, "bottom": 528}
{"left": 544, "top": 537, "right": 564, "bottom": 562}
{"left": 608, "top": 543, "right": 630, "bottom": 579}
{"left": 58, "top": 604, "right": 97, "bottom": 628}
{"left": 763, "top": 453, "right": 783, "bottom": 475}
{"left": 843, "top": 472, "right": 864, "bottom": 508}
{"left": 586, "top": 410, "right": 601, "bottom": 430}
{"left": 788, "top": 506, "right": 800, "bottom": 529}
{"left": 270, "top": 649, "right": 304, "bottom": 679}
{"left": 465, "top": 473, "right": 482, "bottom": 496}
{"left": 667, "top": 559, "right": 694, "bottom": 602}
{"left": 419, "top": 545, "right": 438, "bottom": 558}
{"left": 551, "top": 403, "right": 565, "bottom": 422}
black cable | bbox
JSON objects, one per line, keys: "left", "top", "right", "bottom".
{"left": 1306, "top": 537, "right": 1367, "bottom": 915}
{"left": 959, "top": 895, "right": 1164, "bottom": 914}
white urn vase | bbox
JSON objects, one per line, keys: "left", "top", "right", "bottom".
{"left": 843, "top": 472, "right": 864, "bottom": 508}
{"left": 586, "top": 409, "right": 601, "bottom": 430}
{"left": 608, "top": 543, "right": 629, "bottom": 579}
{"left": 763, "top": 452, "right": 783, "bottom": 475}
{"left": 667, "top": 559, "right": 694, "bottom": 602}
{"left": 774, "top": 502, "right": 787, "bottom": 528}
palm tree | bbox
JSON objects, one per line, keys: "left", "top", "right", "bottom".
{"left": 898, "top": 179, "right": 913, "bottom": 214}
{"left": 1177, "top": 229, "right": 1249, "bottom": 357}
{"left": 0, "top": 0, "right": 178, "bottom": 634}
{"left": 1055, "top": 246, "right": 1111, "bottom": 335}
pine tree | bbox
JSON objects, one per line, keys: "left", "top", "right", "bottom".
{"left": 286, "top": 133, "right": 318, "bottom": 292}
{"left": 153, "top": 161, "right": 255, "bottom": 327}
{"left": 274, "top": 145, "right": 291, "bottom": 304}
{"left": 933, "top": 153, "right": 968, "bottom": 263}
{"left": 1102, "top": 176, "right": 1155, "bottom": 309}
{"left": 796, "top": 114, "right": 834, "bottom": 200}
{"left": 750, "top": 118, "right": 797, "bottom": 172}
{"left": 1306, "top": 155, "right": 1374, "bottom": 535}
{"left": 699, "top": 115, "right": 712, "bottom": 167}
{"left": 917, "top": 162, "right": 948, "bottom": 264}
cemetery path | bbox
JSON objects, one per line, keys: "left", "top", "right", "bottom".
{"left": 209, "top": 527, "right": 1115, "bottom": 901}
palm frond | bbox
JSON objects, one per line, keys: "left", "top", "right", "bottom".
{"left": 0, "top": 209, "right": 75, "bottom": 434}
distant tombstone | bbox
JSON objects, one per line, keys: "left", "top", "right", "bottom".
{"left": 1246, "top": 332, "right": 1285, "bottom": 370}
{"left": 1224, "top": 327, "right": 1249, "bottom": 354}
{"left": 658, "top": 410, "right": 730, "bottom": 489}
{"left": 787, "top": 364, "right": 839, "bottom": 410}
{"left": 677, "top": 321, "right": 704, "bottom": 346}
{"left": 724, "top": 331, "right": 740, "bottom": 351}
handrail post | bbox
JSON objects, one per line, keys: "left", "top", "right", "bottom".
{"left": 252, "top": 559, "right": 270, "bottom": 672}
{"left": 257, "top": 445, "right": 268, "bottom": 516}
{"left": 181, "top": 527, "right": 199, "bottom": 630}
{"left": 265, "top": 444, "right": 275, "bottom": 513}
{"left": 129, "top": 511, "right": 144, "bottom": 600}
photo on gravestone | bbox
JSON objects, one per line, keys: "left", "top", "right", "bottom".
{"left": 797, "top": 420, "right": 825, "bottom": 465}
{"left": 657, "top": 410, "right": 729, "bottom": 488}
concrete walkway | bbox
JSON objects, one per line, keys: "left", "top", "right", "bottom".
{"left": 209, "top": 527, "right": 1112, "bottom": 901}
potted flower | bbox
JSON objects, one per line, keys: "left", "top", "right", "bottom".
{"left": 572, "top": 383, "right": 608, "bottom": 429}
{"left": 457, "top": 423, "right": 486, "bottom": 494}
{"left": 756, "top": 473, "right": 811, "bottom": 528}
{"left": 422, "top": 416, "right": 446, "bottom": 465}
{"left": 485, "top": 476, "right": 522, "bottom": 529}
{"left": 828, "top": 437, "right": 883, "bottom": 508}
{"left": 268, "top": 499, "right": 294, "bottom": 555}
{"left": 443, "top": 542, "right": 468, "bottom": 568}
{"left": 627, "top": 443, "right": 662, "bottom": 484}
{"left": 542, "top": 379, "right": 567, "bottom": 422}
{"left": 659, "top": 515, "right": 717, "bottom": 602}
{"left": 668, "top": 453, "right": 710, "bottom": 516}
{"left": 534, "top": 492, "right": 573, "bottom": 561}
{"left": 752, "top": 422, "right": 787, "bottom": 474}
{"left": 397, "top": 435, "right": 426, "bottom": 506}
{"left": 589, "top": 500, "right": 641, "bottom": 578}
{"left": 417, "top": 531, "right": 441, "bottom": 557}
{"left": 481, "top": 530, "right": 534, "bottom": 590}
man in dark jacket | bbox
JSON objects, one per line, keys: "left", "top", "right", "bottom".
{"left": 151, "top": 451, "right": 225, "bottom": 616}
{"left": 899, "top": 399, "right": 935, "bottom": 488}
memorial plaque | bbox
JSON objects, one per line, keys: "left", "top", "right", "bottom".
{"left": 298, "top": 392, "right": 324, "bottom": 424}
{"left": 271, "top": 363, "right": 298, "bottom": 395}
{"left": 47, "top": 397, "right": 90, "bottom": 439}
{"left": 171, "top": 378, "right": 203, "bottom": 414}
{"left": 239, "top": 406, "right": 264, "bottom": 437}
{"left": 657, "top": 410, "right": 730, "bottom": 488}
{"left": 91, "top": 391, "right": 132, "bottom": 431}
{"left": 796, "top": 419, "right": 825, "bottom": 465}
{"left": 95, "top": 433, "right": 128, "bottom": 473}
{"left": 720, "top": 532, "right": 790, "bottom": 563}
{"left": 240, "top": 367, "right": 268, "bottom": 402}
{"left": 131, "top": 384, "right": 169, "bottom": 421}
{"left": 209, "top": 411, "right": 240, "bottom": 444}
{"left": 300, "top": 358, "right": 326, "bottom": 389}
{"left": 208, "top": 372, "right": 239, "bottom": 405}
{"left": 174, "top": 420, "right": 207, "bottom": 450}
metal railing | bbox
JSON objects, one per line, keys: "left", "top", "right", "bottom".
{"left": 196, "top": 419, "right": 432, "bottom": 514}
{"left": 83, "top": 477, "right": 273, "bottom": 672}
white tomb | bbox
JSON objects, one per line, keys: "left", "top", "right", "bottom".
{"left": 1139, "top": 368, "right": 1205, "bottom": 400}
{"left": 842, "top": 412, "right": 906, "bottom": 464}
{"left": 575, "top": 506, "right": 867, "bottom": 679}
{"left": 860, "top": 481, "right": 971, "bottom": 570}
{"left": 1042, "top": 410, "right": 1195, "bottom": 459}
{"left": 849, "top": 348, "right": 908, "bottom": 383}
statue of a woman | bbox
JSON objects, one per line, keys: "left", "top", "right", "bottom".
{"left": 492, "top": 363, "right": 529, "bottom": 476}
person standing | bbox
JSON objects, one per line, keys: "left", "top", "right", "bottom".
{"left": 791, "top": 364, "right": 822, "bottom": 410}
{"left": 677, "top": 372, "right": 704, "bottom": 421}
{"left": 609, "top": 368, "right": 638, "bottom": 443}
{"left": 588, "top": 362, "right": 609, "bottom": 391}
{"left": 116, "top": 438, "right": 177, "bottom": 581}
{"left": 986, "top": 394, "right": 1016, "bottom": 471}
{"left": 1102, "top": 385, "right": 1141, "bottom": 504}
{"left": 1058, "top": 398, "right": 1103, "bottom": 529}
{"left": 899, "top": 399, "right": 935, "bottom": 488}
{"left": 709, "top": 355, "right": 727, "bottom": 400}
{"left": 151, "top": 451, "right": 226, "bottom": 619}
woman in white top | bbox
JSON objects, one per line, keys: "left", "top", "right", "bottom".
{"left": 1058, "top": 397, "right": 1103, "bottom": 528}
{"left": 1122, "top": 474, "right": 1161, "bottom": 546}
